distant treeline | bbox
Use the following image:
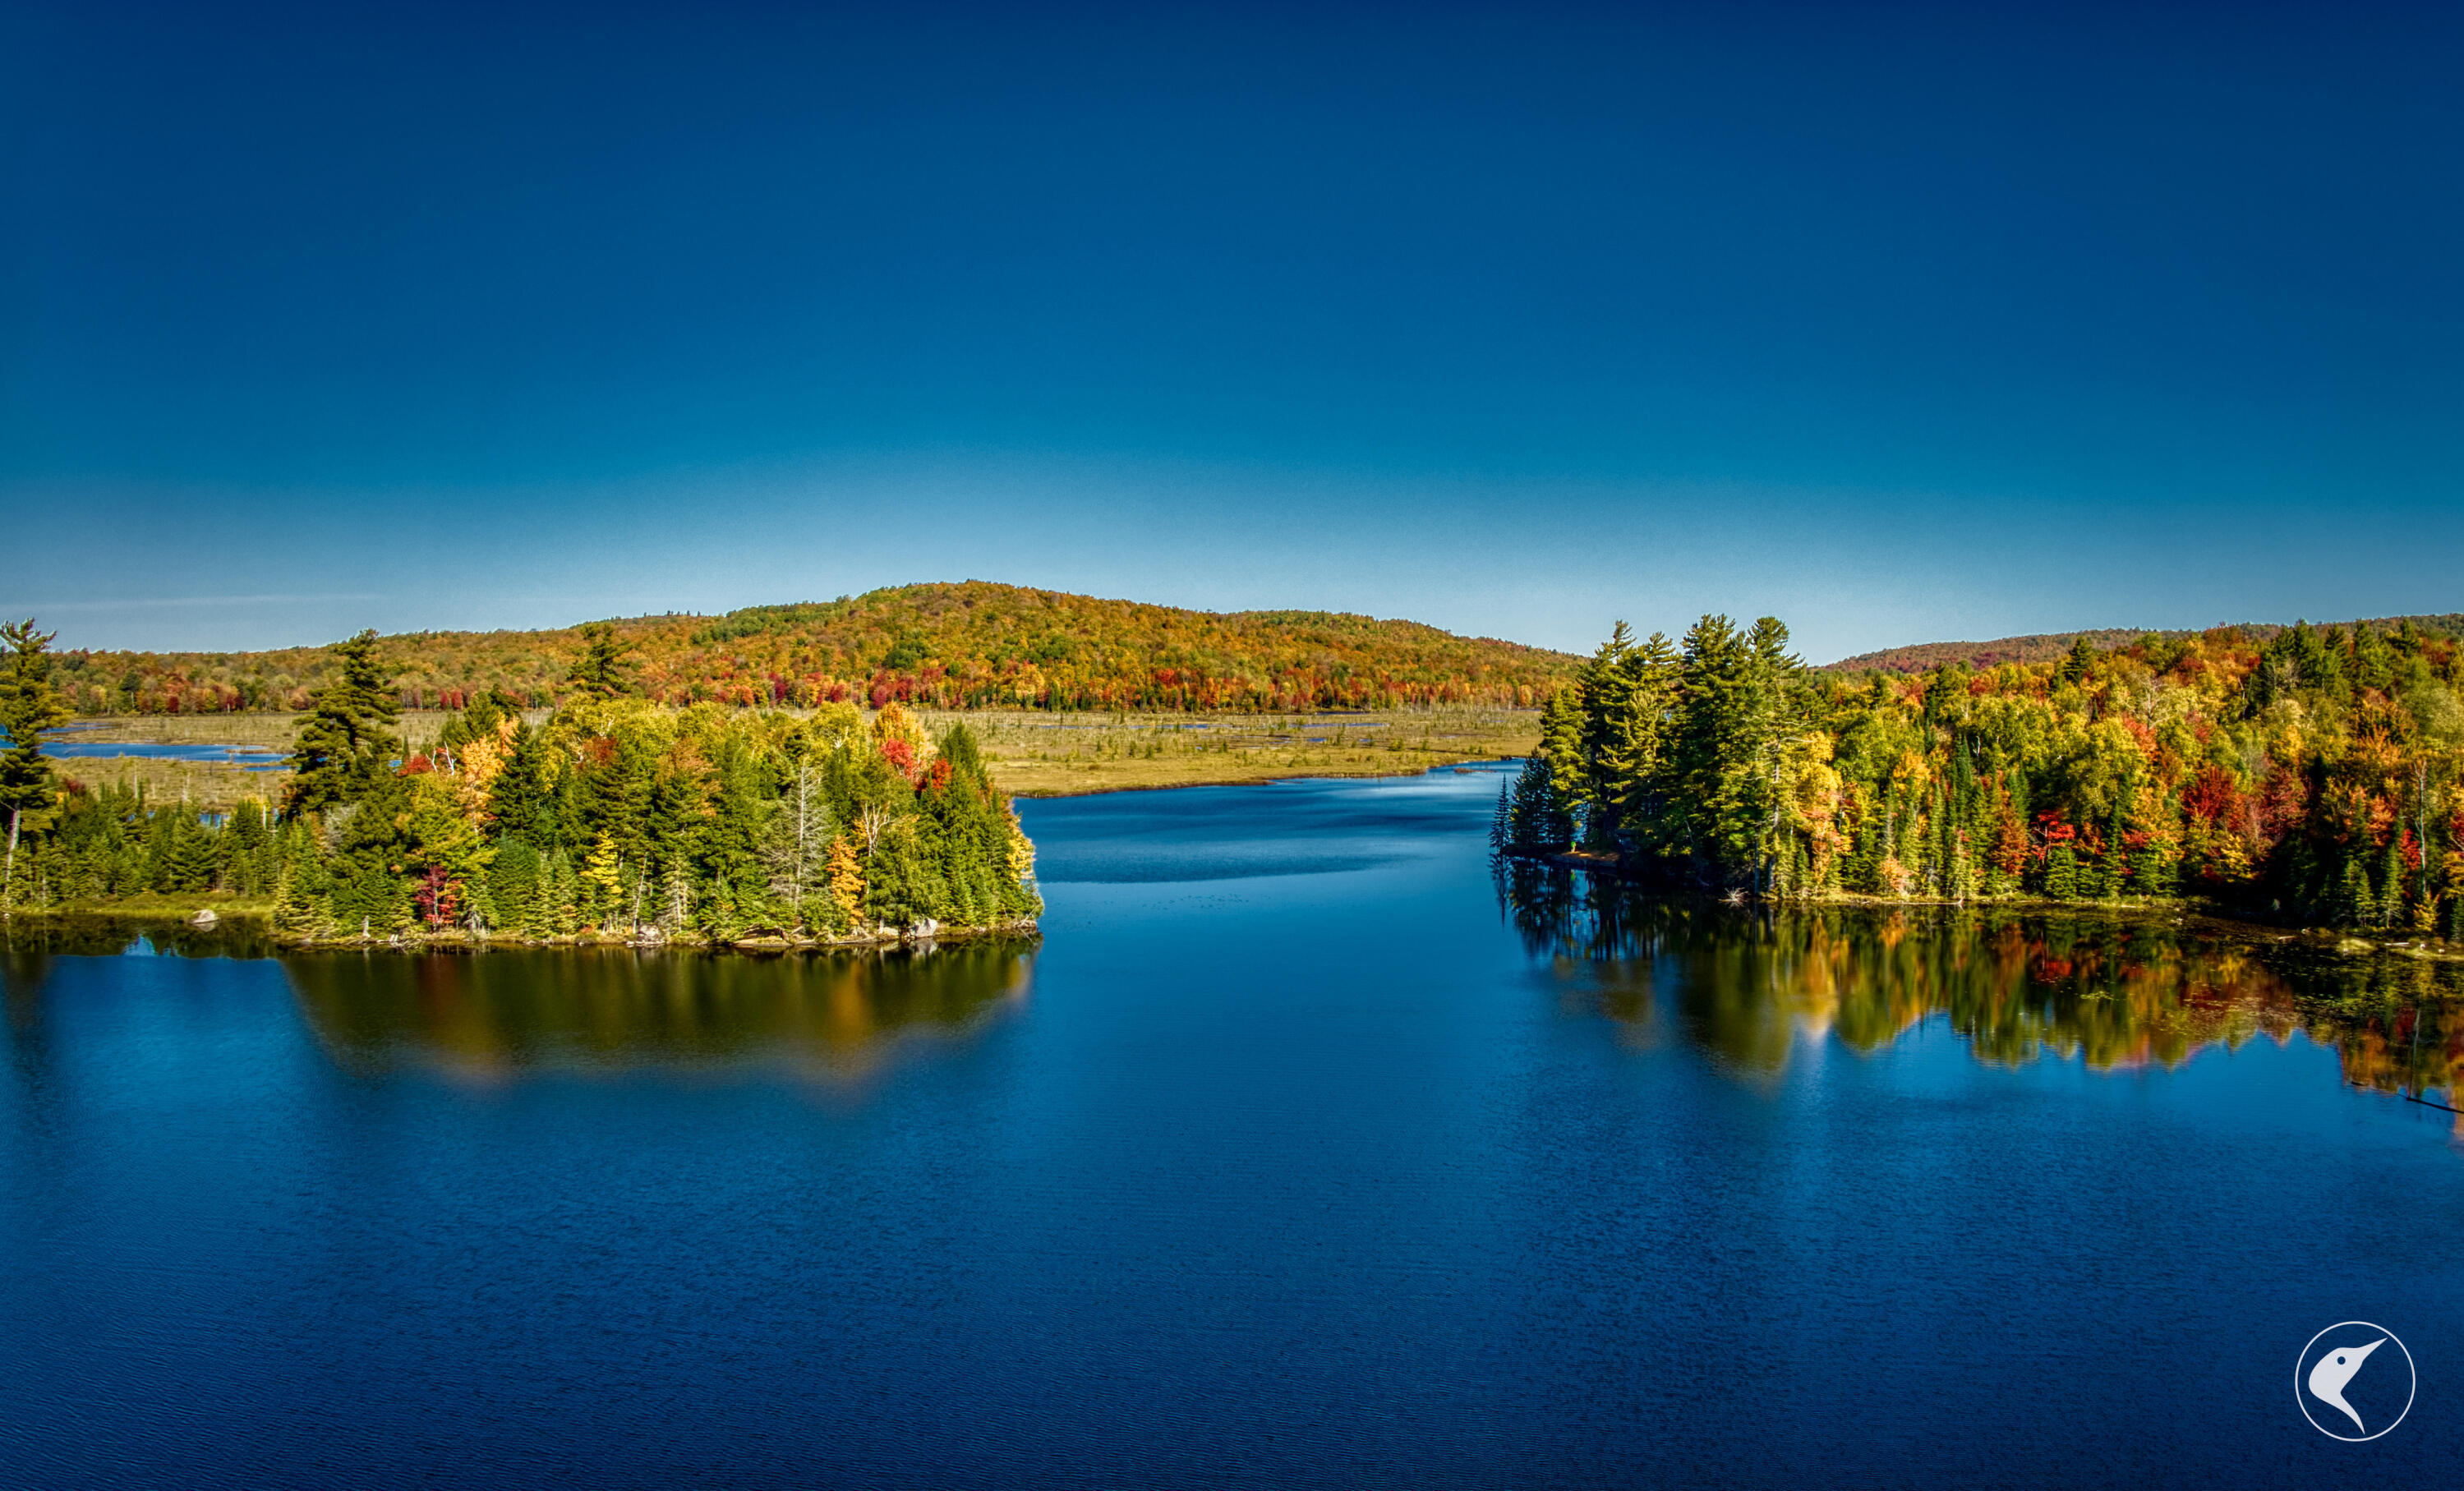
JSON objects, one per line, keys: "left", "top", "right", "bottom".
{"left": 45, "top": 581, "right": 1576, "bottom": 717}
{"left": 1496, "top": 615, "right": 2464, "bottom": 936}
{"left": 1825, "top": 613, "right": 2464, "bottom": 676}
{"left": 2, "top": 625, "right": 1041, "bottom": 942}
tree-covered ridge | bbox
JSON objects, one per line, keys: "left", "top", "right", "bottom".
{"left": 1498, "top": 616, "right": 2464, "bottom": 938}
{"left": 46, "top": 582, "right": 1577, "bottom": 716}
{"left": 1826, "top": 614, "right": 2464, "bottom": 676}
{"left": 2, "top": 627, "right": 1041, "bottom": 943}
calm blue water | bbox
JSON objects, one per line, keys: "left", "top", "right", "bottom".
{"left": 41, "top": 740, "right": 288, "bottom": 769}
{"left": 5, "top": 727, "right": 289, "bottom": 770}
{"left": 2, "top": 767, "right": 2460, "bottom": 1488}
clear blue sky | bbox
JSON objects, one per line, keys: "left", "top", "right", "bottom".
{"left": 4, "top": 2, "right": 2457, "bottom": 661}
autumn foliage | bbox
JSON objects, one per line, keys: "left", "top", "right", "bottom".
{"left": 1502, "top": 616, "right": 2464, "bottom": 936}
{"left": 46, "top": 582, "right": 1577, "bottom": 717}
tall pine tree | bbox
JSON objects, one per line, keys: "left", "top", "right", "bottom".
{"left": 0, "top": 619, "right": 73, "bottom": 902}
{"left": 287, "top": 629, "right": 401, "bottom": 814}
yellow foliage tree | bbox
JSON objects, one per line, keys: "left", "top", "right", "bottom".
{"left": 581, "top": 833, "right": 625, "bottom": 927}
{"left": 823, "top": 834, "right": 866, "bottom": 932}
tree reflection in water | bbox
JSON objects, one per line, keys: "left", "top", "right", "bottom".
{"left": 1495, "top": 863, "right": 2464, "bottom": 1111}
{"left": 282, "top": 944, "right": 1035, "bottom": 1085}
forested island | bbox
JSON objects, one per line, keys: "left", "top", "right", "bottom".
{"left": 1496, "top": 614, "right": 2464, "bottom": 940}
{"left": 1, "top": 623, "right": 1041, "bottom": 947}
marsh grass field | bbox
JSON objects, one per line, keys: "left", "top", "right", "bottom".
{"left": 919, "top": 706, "right": 1539, "bottom": 794}
{"left": 51, "top": 706, "right": 1541, "bottom": 808}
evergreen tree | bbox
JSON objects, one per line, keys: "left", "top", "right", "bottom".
{"left": 272, "top": 833, "right": 335, "bottom": 937}
{"left": 1504, "top": 756, "right": 1570, "bottom": 853}
{"left": 864, "top": 817, "right": 950, "bottom": 927}
{"left": 541, "top": 848, "right": 580, "bottom": 935}
{"left": 1657, "top": 615, "right": 1799, "bottom": 890}
{"left": 565, "top": 624, "right": 637, "bottom": 700}
{"left": 287, "top": 629, "right": 401, "bottom": 814}
{"left": 2334, "top": 854, "right": 2370, "bottom": 928}
{"left": 160, "top": 812, "right": 219, "bottom": 893}
{"left": 1579, "top": 625, "right": 1679, "bottom": 851}
{"left": 2131, "top": 837, "right": 2174, "bottom": 899}
{"left": 2043, "top": 844, "right": 2079, "bottom": 900}
{"left": 488, "top": 839, "right": 542, "bottom": 933}
{"left": 2377, "top": 837, "right": 2405, "bottom": 929}
{"left": 486, "top": 717, "right": 552, "bottom": 844}
{"left": 2096, "top": 800, "right": 2128, "bottom": 899}
{"left": 0, "top": 619, "right": 73, "bottom": 902}
{"left": 224, "top": 798, "right": 274, "bottom": 895}
{"left": 2061, "top": 635, "right": 2097, "bottom": 686}
{"left": 1536, "top": 685, "right": 1588, "bottom": 833}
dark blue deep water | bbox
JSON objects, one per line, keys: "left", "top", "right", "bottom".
{"left": 4, "top": 767, "right": 2462, "bottom": 1488}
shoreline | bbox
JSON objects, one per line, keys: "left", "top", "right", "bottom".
{"left": 1495, "top": 849, "right": 2464, "bottom": 964}
{"left": 2, "top": 905, "right": 1040, "bottom": 955}
{"left": 1009, "top": 754, "right": 1516, "bottom": 798}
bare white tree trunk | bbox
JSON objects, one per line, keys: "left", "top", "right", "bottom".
{"left": 791, "top": 764, "right": 812, "bottom": 914}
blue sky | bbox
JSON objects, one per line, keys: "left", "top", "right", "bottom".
{"left": 4, "top": 1, "right": 2457, "bottom": 661}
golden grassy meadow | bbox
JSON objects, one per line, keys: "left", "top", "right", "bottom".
{"left": 53, "top": 706, "right": 1540, "bottom": 812}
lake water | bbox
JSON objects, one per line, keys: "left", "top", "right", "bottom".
{"left": 41, "top": 740, "right": 290, "bottom": 770}
{"left": 3, "top": 766, "right": 2461, "bottom": 1488}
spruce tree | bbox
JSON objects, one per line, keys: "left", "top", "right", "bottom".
{"left": 2377, "top": 838, "right": 2406, "bottom": 929}
{"left": 2131, "top": 838, "right": 2174, "bottom": 899}
{"left": 2335, "top": 855, "right": 2370, "bottom": 928}
{"left": 488, "top": 839, "right": 541, "bottom": 933}
{"left": 2098, "top": 801, "right": 2128, "bottom": 899}
{"left": 542, "top": 848, "right": 579, "bottom": 935}
{"left": 2043, "top": 844, "right": 2079, "bottom": 900}
{"left": 161, "top": 812, "right": 219, "bottom": 894}
{"left": 486, "top": 718, "right": 551, "bottom": 843}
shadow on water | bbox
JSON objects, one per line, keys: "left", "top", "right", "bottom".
{"left": 1, "top": 913, "right": 284, "bottom": 966}
{"left": 1495, "top": 861, "right": 2464, "bottom": 1107}
{"left": 2, "top": 916, "right": 287, "bottom": 1024}
{"left": 283, "top": 944, "right": 1035, "bottom": 1084}
{"left": 0, "top": 918, "right": 1034, "bottom": 1085}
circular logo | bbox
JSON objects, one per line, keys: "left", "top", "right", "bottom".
{"left": 2296, "top": 1322, "right": 2416, "bottom": 1441}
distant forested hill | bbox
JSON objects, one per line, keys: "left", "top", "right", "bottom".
{"left": 1826, "top": 614, "right": 2464, "bottom": 674}
{"left": 46, "top": 582, "right": 1578, "bottom": 715}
